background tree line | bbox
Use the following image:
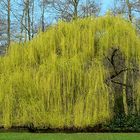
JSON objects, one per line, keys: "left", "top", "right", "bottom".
{"left": 0, "top": 0, "right": 139, "bottom": 49}
{"left": 0, "top": 0, "right": 100, "bottom": 48}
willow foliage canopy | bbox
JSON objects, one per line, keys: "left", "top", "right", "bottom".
{"left": 0, "top": 15, "right": 140, "bottom": 129}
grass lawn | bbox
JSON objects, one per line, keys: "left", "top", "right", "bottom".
{"left": 0, "top": 133, "right": 139, "bottom": 140}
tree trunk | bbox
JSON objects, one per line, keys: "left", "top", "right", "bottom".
{"left": 31, "top": 0, "right": 34, "bottom": 38}
{"left": 126, "top": 0, "right": 132, "bottom": 22}
{"left": 7, "top": 0, "right": 10, "bottom": 47}
{"left": 41, "top": 0, "right": 45, "bottom": 32}
{"left": 27, "top": 0, "right": 31, "bottom": 40}
{"left": 20, "top": 8, "right": 25, "bottom": 42}
{"left": 73, "top": 0, "right": 79, "bottom": 19}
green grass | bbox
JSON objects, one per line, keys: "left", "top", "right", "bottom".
{"left": 0, "top": 133, "right": 139, "bottom": 140}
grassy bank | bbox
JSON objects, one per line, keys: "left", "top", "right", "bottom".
{"left": 0, "top": 133, "right": 140, "bottom": 140}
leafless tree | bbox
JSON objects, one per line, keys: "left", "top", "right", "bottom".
{"left": 80, "top": 0, "right": 101, "bottom": 17}
{"left": 0, "top": 0, "right": 11, "bottom": 46}
{"left": 51, "top": 0, "right": 80, "bottom": 21}
{"left": 7, "top": 0, "right": 11, "bottom": 46}
{"left": 112, "top": 0, "right": 140, "bottom": 22}
{"left": 51, "top": 0, "right": 100, "bottom": 21}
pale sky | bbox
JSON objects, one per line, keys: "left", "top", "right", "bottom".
{"left": 101, "top": 0, "right": 114, "bottom": 14}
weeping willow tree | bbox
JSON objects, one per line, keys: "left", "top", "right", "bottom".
{"left": 0, "top": 15, "right": 140, "bottom": 129}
